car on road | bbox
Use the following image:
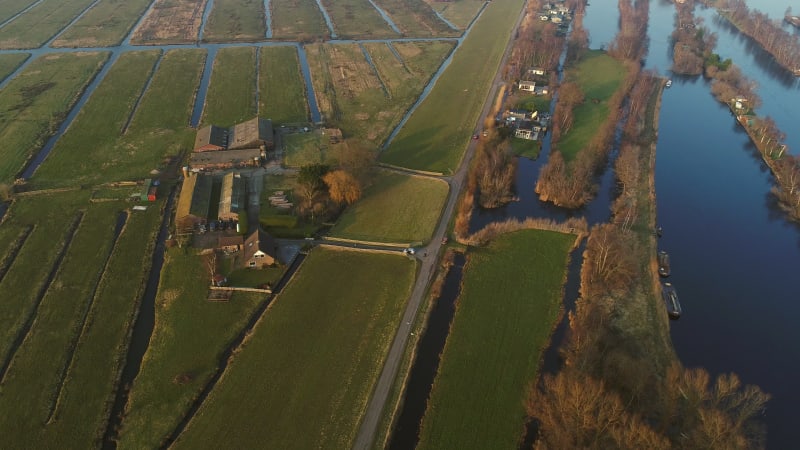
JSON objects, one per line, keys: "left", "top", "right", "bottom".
{"left": 472, "top": 134, "right": 479, "bottom": 140}
{"left": 403, "top": 247, "right": 416, "bottom": 255}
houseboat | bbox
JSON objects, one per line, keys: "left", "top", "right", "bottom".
{"left": 665, "top": 79, "right": 672, "bottom": 88}
{"left": 662, "top": 282, "right": 682, "bottom": 319}
{"left": 658, "top": 250, "right": 671, "bottom": 277}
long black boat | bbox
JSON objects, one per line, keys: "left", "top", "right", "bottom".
{"left": 662, "top": 282, "right": 682, "bottom": 320}
{"left": 657, "top": 250, "right": 670, "bottom": 277}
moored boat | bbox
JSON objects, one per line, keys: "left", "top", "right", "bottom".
{"left": 665, "top": 79, "right": 672, "bottom": 88}
{"left": 662, "top": 282, "right": 682, "bottom": 319}
{"left": 657, "top": 250, "right": 670, "bottom": 277}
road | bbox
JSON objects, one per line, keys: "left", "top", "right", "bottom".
{"left": 351, "top": 2, "right": 528, "bottom": 448}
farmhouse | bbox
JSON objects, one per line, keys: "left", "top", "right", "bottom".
{"left": 243, "top": 229, "right": 278, "bottom": 268}
{"left": 515, "top": 121, "right": 539, "bottom": 140}
{"left": 518, "top": 80, "right": 536, "bottom": 92}
{"left": 190, "top": 117, "right": 274, "bottom": 171}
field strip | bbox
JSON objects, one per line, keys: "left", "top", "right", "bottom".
{"left": 51, "top": 0, "right": 155, "bottom": 48}
{"left": 360, "top": 43, "right": 389, "bottom": 98}
{"left": 254, "top": 47, "right": 261, "bottom": 113}
{"left": 122, "top": 0, "right": 158, "bottom": 46}
{"left": 386, "top": 43, "right": 410, "bottom": 73}
{"left": 0, "top": 0, "right": 44, "bottom": 30}
{"left": 122, "top": 51, "right": 163, "bottom": 134}
{"left": 0, "top": 212, "right": 84, "bottom": 384}
{"left": 43, "top": 0, "right": 103, "bottom": 47}
{"left": 0, "top": 225, "right": 34, "bottom": 285}
{"left": 46, "top": 211, "right": 128, "bottom": 423}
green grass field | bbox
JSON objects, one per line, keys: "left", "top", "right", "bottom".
{"left": 51, "top": 0, "right": 154, "bottom": 47}
{"left": 425, "top": 0, "right": 484, "bottom": 30}
{"left": 0, "top": 191, "right": 162, "bottom": 447}
{"left": 0, "top": 52, "right": 107, "bottom": 183}
{"left": 201, "top": 47, "right": 257, "bottom": 127}
{"left": 372, "top": 0, "right": 458, "bottom": 37}
{"left": 330, "top": 171, "right": 448, "bottom": 243}
{"left": 283, "top": 130, "right": 335, "bottom": 167}
{"left": 0, "top": 53, "right": 29, "bottom": 81}
{"left": 203, "top": 0, "right": 266, "bottom": 42}
{"left": 306, "top": 41, "right": 451, "bottom": 143}
{"left": 417, "top": 229, "right": 575, "bottom": 449}
{"left": 0, "top": 0, "right": 39, "bottom": 24}
{"left": 0, "top": 0, "right": 97, "bottom": 49}
{"left": 557, "top": 50, "right": 626, "bottom": 162}
{"left": 32, "top": 49, "right": 204, "bottom": 188}
{"left": 511, "top": 137, "right": 542, "bottom": 159}
{"left": 269, "top": 0, "right": 329, "bottom": 40}
{"left": 117, "top": 248, "right": 265, "bottom": 450}
{"left": 172, "top": 248, "right": 416, "bottom": 449}
{"left": 380, "top": 0, "right": 524, "bottom": 173}
{"left": 259, "top": 46, "right": 308, "bottom": 124}
{"left": 321, "top": 0, "right": 398, "bottom": 39}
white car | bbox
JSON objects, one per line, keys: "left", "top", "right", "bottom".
{"left": 403, "top": 248, "right": 416, "bottom": 255}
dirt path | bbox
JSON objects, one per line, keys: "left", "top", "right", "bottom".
{"left": 351, "top": 3, "right": 527, "bottom": 448}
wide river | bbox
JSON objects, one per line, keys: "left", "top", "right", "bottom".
{"left": 584, "top": 0, "right": 800, "bottom": 446}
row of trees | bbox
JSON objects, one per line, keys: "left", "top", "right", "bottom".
{"left": 671, "top": 3, "right": 718, "bottom": 75}
{"left": 700, "top": 0, "right": 800, "bottom": 74}
{"left": 608, "top": 0, "right": 650, "bottom": 62}
{"left": 529, "top": 72, "right": 771, "bottom": 449}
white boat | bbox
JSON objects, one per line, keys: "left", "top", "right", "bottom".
{"left": 665, "top": 79, "right": 672, "bottom": 88}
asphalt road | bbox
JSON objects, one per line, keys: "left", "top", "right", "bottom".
{"left": 351, "top": 3, "right": 527, "bottom": 448}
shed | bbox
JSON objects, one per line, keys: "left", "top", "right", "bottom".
{"left": 176, "top": 172, "right": 213, "bottom": 230}
{"left": 518, "top": 80, "right": 536, "bottom": 92}
{"left": 228, "top": 117, "right": 274, "bottom": 150}
{"left": 194, "top": 125, "right": 227, "bottom": 152}
{"left": 218, "top": 172, "right": 245, "bottom": 221}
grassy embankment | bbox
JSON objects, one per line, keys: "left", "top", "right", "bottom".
{"left": 117, "top": 249, "right": 265, "bottom": 450}
{"left": 172, "top": 248, "right": 416, "bottom": 449}
{"left": 0, "top": 0, "right": 97, "bottom": 49}
{"left": 32, "top": 49, "right": 205, "bottom": 188}
{"left": 320, "top": 0, "right": 398, "bottom": 39}
{"left": 203, "top": 0, "right": 266, "bottom": 42}
{"left": 0, "top": 53, "right": 29, "bottom": 81}
{"left": 424, "top": 0, "right": 484, "bottom": 30}
{"left": 200, "top": 47, "right": 257, "bottom": 127}
{"left": 329, "top": 171, "right": 448, "bottom": 244}
{"left": 258, "top": 45, "right": 308, "bottom": 124}
{"left": 269, "top": 0, "right": 329, "bottom": 40}
{"left": 0, "top": 191, "right": 162, "bottom": 447}
{"left": 51, "top": 0, "right": 153, "bottom": 47}
{"left": 557, "top": 50, "right": 626, "bottom": 162}
{"left": 371, "top": 0, "right": 460, "bottom": 37}
{"left": 0, "top": 52, "right": 107, "bottom": 183}
{"left": 305, "top": 41, "right": 453, "bottom": 143}
{"left": 380, "top": 0, "right": 524, "bottom": 173}
{"left": 416, "top": 229, "right": 576, "bottom": 449}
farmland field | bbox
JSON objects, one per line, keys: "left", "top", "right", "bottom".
{"left": 0, "top": 191, "right": 162, "bottom": 447}
{"left": 118, "top": 249, "right": 265, "bottom": 450}
{"left": 306, "top": 41, "right": 451, "bottom": 143}
{"left": 259, "top": 46, "right": 308, "bottom": 124}
{"left": 203, "top": 0, "right": 266, "bottom": 42}
{"left": 0, "top": 0, "right": 40, "bottom": 24}
{"left": 380, "top": 0, "right": 524, "bottom": 173}
{"left": 0, "top": 53, "right": 29, "bottom": 82}
{"left": 32, "top": 49, "right": 204, "bottom": 188}
{"left": 0, "top": 51, "right": 108, "bottom": 183}
{"left": 130, "top": 0, "right": 208, "bottom": 44}
{"left": 424, "top": 0, "right": 484, "bottom": 30}
{"left": 372, "top": 0, "right": 458, "bottom": 37}
{"left": 201, "top": 47, "right": 257, "bottom": 127}
{"left": 51, "top": 0, "right": 154, "bottom": 47}
{"left": 172, "top": 248, "right": 416, "bottom": 449}
{"left": 417, "top": 229, "right": 575, "bottom": 449}
{"left": 330, "top": 171, "right": 448, "bottom": 243}
{"left": 0, "top": 0, "right": 97, "bottom": 49}
{"left": 320, "top": 0, "right": 397, "bottom": 39}
{"left": 282, "top": 131, "right": 335, "bottom": 167}
{"left": 557, "top": 50, "right": 626, "bottom": 162}
{"left": 269, "top": 0, "right": 329, "bottom": 40}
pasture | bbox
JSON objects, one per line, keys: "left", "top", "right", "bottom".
{"left": 51, "top": 0, "right": 154, "bottom": 47}
{"left": 171, "top": 248, "right": 416, "bottom": 449}
{"left": 320, "top": 0, "right": 398, "bottom": 39}
{"left": 0, "top": 53, "right": 29, "bottom": 81}
{"left": 203, "top": 0, "right": 266, "bottom": 42}
{"left": 557, "top": 50, "right": 626, "bottom": 162}
{"left": 379, "top": 0, "right": 525, "bottom": 173}
{"left": 33, "top": 49, "right": 204, "bottom": 188}
{"left": 417, "top": 229, "right": 575, "bottom": 449}
{"left": 259, "top": 45, "right": 308, "bottom": 124}
{"left": 424, "top": 0, "right": 484, "bottom": 30}
{"left": 0, "top": 0, "right": 41, "bottom": 24}
{"left": 0, "top": 191, "right": 162, "bottom": 447}
{"left": 282, "top": 130, "right": 334, "bottom": 167}
{"left": 306, "top": 41, "right": 451, "bottom": 143}
{"left": 201, "top": 47, "right": 257, "bottom": 127}
{"left": 269, "top": 0, "right": 330, "bottom": 40}
{"left": 0, "top": 0, "right": 97, "bottom": 49}
{"left": 329, "top": 171, "right": 448, "bottom": 244}
{"left": 372, "top": 0, "right": 458, "bottom": 37}
{"left": 117, "top": 249, "right": 265, "bottom": 450}
{"left": 0, "top": 52, "right": 107, "bottom": 183}
{"left": 130, "top": 0, "right": 208, "bottom": 44}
